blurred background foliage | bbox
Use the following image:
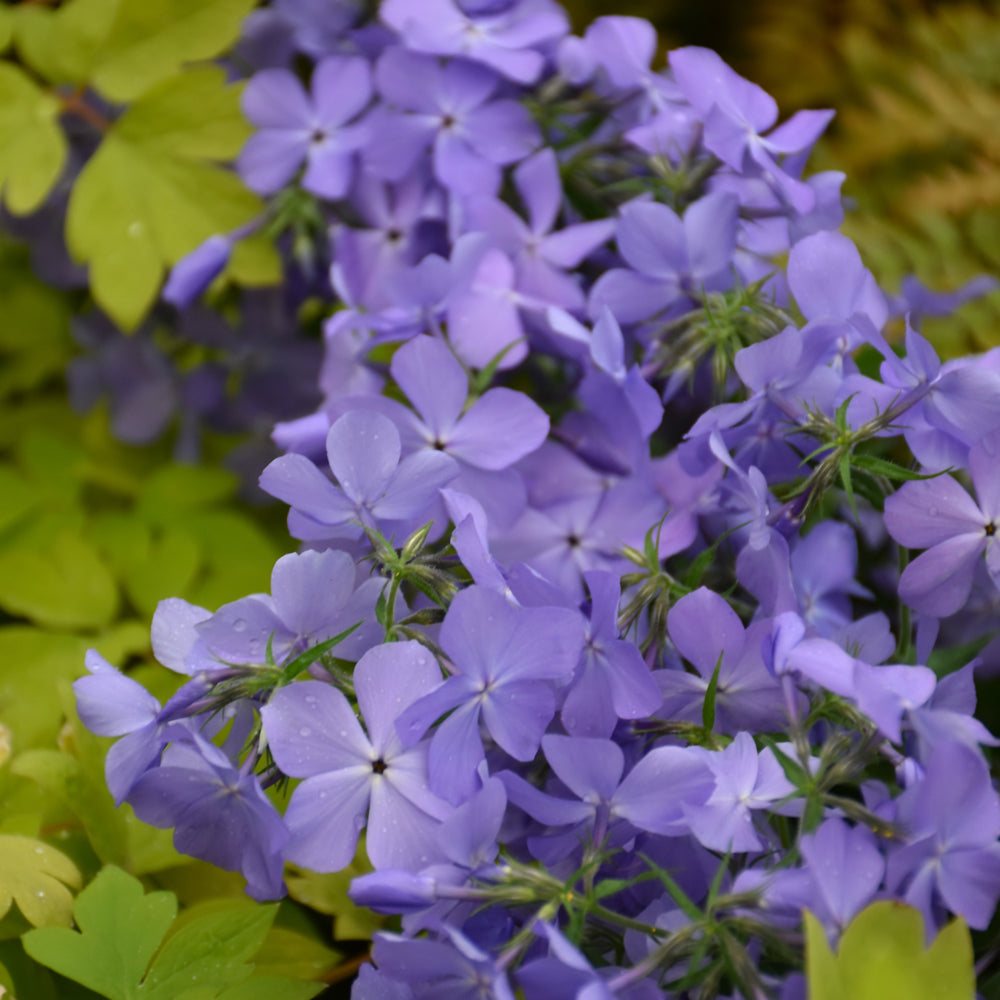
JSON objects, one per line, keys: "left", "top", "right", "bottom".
{"left": 569, "top": 0, "right": 1000, "bottom": 357}
{"left": 0, "top": 0, "right": 997, "bottom": 994}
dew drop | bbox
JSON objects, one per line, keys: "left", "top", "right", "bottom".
{"left": 299, "top": 726, "right": 312, "bottom": 737}
{"left": 233, "top": 618, "right": 247, "bottom": 633}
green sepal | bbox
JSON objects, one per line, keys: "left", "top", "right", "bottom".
{"left": 280, "top": 624, "right": 363, "bottom": 684}
{"left": 850, "top": 453, "right": 949, "bottom": 482}
{"left": 701, "top": 651, "right": 723, "bottom": 732}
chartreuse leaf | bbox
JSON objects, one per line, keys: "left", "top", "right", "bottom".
{"left": 0, "top": 940, "right": 59, "bottom": 1000}
{"left": 136, "top": 463, "right": 238, "bottom": 520}
{"left": 91, "top": 513, "right": 201, "bottom": 617}
{"left": 0, "top": 7, "right": 13, "bottom": 51}
{"left": 66, "top": 68, "right": 261, "bottom": 330}
{"left": 138, "top": 903, "right": 276, "bottom": 1000}
{"left": 25, "top": 868, "right": 319, "bottom": 999}
{"left": 0, "top": 529, "right": 118, "bottom": 629}
{"left": 804, "top": 902, "right": 974, "bottom": 1000}
{"left": 13, "top": 0, "right": 253, "bottom": 101}
{"left": 180, "top": 510, "right": 282, "bottom": 609}
{"left": 93, "top": 0, "right": 257, "bottom": 103}
{"left": 0, "top": 629, "right": 88, "bottom": 751}
{"left": 0, "top": 236, "right": 73, "bottom": 400}
{"left": 23, "top": 866, "right": 176, "bottom": 1000}
{"left": 12, "top": 750, "right": 127, "bottom": 868}
{"left": 214, "top": 979, "right": 322, "bottom": 1000}
{"left": 13, "top": 0, "right": 118, "bottom": 86}
{"left": 0, "top": 64, "right": 66, "bottom": 215}
{"left": 252, "top": 927, "right": 340, "bottom": 983}
{"left": 0, "top": 835, "right": 82, "bottom": 928}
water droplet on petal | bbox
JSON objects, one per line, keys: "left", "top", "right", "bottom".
{"left": 299, "top": 726, "right": 312, "bottom": 737}
{"left": 233, "top": 618, "right": 247, "bottom": 633}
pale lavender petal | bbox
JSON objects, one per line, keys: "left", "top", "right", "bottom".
{"left": 612, "top": 745, "right": 713, "bottom": 834}
{"left": 237, "top": 129, "right": 308, "bottom": 194}
{"left": 800, "top": 817, "right": 884, "bottom": 928}
{"left": 448, "top": 277, "right": 528, "bottom": 370}
{"left": 684, "top": 191, "right": 738, "bottom": 282}
{"left": 542, "top": 734, "right": 624, "bottom": 802}
{"left": 427, "top": 700, "right": 485, "bottom": 803}
{"left": 327, "top": 410, "right": 401, "bottom": 504}
{"left": 970, "top": 434, "right": 1000, "bottom": 523}
{"left": 438, "top": 55, "right": 501, "bottom": 112}
{"left": 262, "top": 681, "right": 371, "bottom": 777}
{"left": 364, "top": 110, "right": 435, "bottom": 180}
{"left": 590, "top": 307, "right": 625, "bottom": 378}
{"left": 241, "top": 68, "right": 312, "bottom": 128}
{"left": 497, "top": 605, "right": 585, "bottom": 683}
{"left": 440, "top": 586, "right": 518, "bottom": 682}
{"left": 667, "top": 587, "right": 744, "bottom": 678}
{"left": 464, "top": 195, "right": 531, "bottom": 255}
{"left": 355, "top": 641, "right": 444, "bottom": 753}
{"left": 617, "top": 201, "right": 687, "bottom": 278}
{"left": 584, "top": 15, "right": 656, "bottom": 89}
{"left": 884, "top": 475, "right": 984, "bottom": 549}
{"left": 499, "top": 769, "right": 593, "bottom": 826}
{"left": 283, "top": 768, "right": 372, "bottom": 871}
{"left": 899, "top": 533, "right": 985, "bottom": 617}
{"left": 74, "top": 660, "right": 159, "bottom": 737}
{"left": 199, "top": 596, "right": 289, "bottom": 664}
{"left": 373, "top": 449, "right": 458, "bottom": 520}
{"left": 374, "top": 46, "right": 444, "bottom": 111}
{"left": 151, "top": 598, "right": 211, "bottom": 673}
{"left": 481, "top": 680, "right": 555, "bottom": 760}
{"left": 685, "top": 799, "right": 760, "bottom": 852}
{"left": 270, "top": 549, "right": 356, "bottom": 637}
{"left": 784, "top": 636, "right": 856, "bottom": 697}
{"left": 787, "top": 231, "right": 888, "bottom": 329}
{"left": 764, "top": 109, "right": 834, "bottom": 154}
{"left": 669, "top": 45, "right": 776, "bottom": 130}
{"left": 312, "top": 55, "right": 372, "bottom": 127}
{"left": 938, "top": 849, "right": 1000, "bottom": 929}
{"left": 302, "top": 143, "right": 356, "bottom": 200}
{"left": 391, "top": 335, "right": 467, "bottom": 438}
{"left": 603, "top": 639, "right": 663, "bottom": 719}
{"left": 926, "top": 367, "right": 1000, "bottom": 446}
{"left": 448, "top": 388, "right": 549, "bottom": 469}
{"left": 514, "top": 148, "right": 561, "bottom": 235}
{"left": 105, "top": 726, "right": 167, "bottom": 805}
{"left": 386, "top": 745, "right": 456, "bottom": 821}
{"left": 259, "top": 452, "right": 356, "bottom": 523}
{"left": 435, "top": 132, "right": 498, "bottom": 196}
{"left": 540, "top": 219, "right": 616, "bottom": 269}
{"left": 465, "top": 100, "right": 540, "bottom": 164}
{"left": 588, "top": 268, "right": 677, "bottom": 324}
{"left": 368, "top": 777, "right": 450, "bottom": 871}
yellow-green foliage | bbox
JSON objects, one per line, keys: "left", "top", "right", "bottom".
{"left": 743, "top": 0, "right": 1000, "bottom": 355}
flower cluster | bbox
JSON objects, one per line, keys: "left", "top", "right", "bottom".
{"left": 77, "top": 2, "right": 1000, "bottom": 997}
